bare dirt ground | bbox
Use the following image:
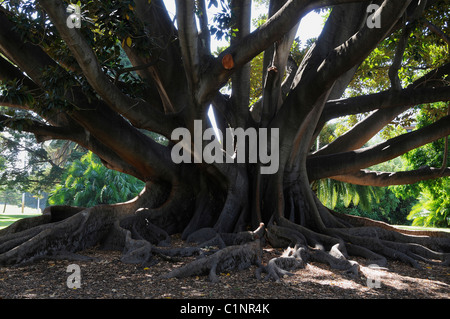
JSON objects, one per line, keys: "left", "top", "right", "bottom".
{"left": 1, "top": 234, "right": 449, "bottom": 300}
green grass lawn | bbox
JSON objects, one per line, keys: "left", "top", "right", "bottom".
{"left": 0, "top": 214, "right": 43, "bottom": 230}
{"left": 0, "top": 205, "right": 42, "bottom": 230}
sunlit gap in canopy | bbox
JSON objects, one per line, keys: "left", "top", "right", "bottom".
{"left": 207, "top": 105, "right": 222, "bottom": 144}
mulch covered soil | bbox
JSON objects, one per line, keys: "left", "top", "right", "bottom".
{"left": 1, "top": 234, "right": 449, "bottom": 299}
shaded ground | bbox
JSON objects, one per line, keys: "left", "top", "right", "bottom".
{"left": 1, "top": 234, "right": 449, "bottom": 299}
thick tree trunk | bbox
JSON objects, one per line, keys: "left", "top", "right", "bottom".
{"left": 2, "top": 167, "right": 449, "bottom": 281}
{"left": 1, "top": 0, "right": 449, "bottom": 282}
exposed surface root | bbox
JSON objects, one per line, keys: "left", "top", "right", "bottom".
{"left": 309, "top": 244, "right": 360, "bottom": 278}
{"left": 259, "top": 214, "right": 450, "bottom": 282}
{"left": 0, "top": 209, "right": 92, "bottom": 265}
{"left": 118, "top": 220, "right": 205, "bottom": 265}
{"left": 162, "top": 224, "right": 266, "bottom": 282}
{"left": 257, "top": 245, "right": 308, "bottom": 281}
{"left": 0, "top": 182, "right": 198, "bottom": 267}
{"left": 263, "top": 227, "right": 360, "bottom": 281}
{"left": 163, "top": 240, "right": 263, "bottom": 283}
{"left": 1, "top": 183, "right": 449, "bottom": 285}
{"left": 0, "top": 205, "right": 125, "bottom": 266}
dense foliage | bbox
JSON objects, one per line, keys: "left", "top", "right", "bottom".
{"left": 47, "top": 151, "right": 144, "bottom": 207}
{"left": 393, "top": 102, "right": 450, "bottom": 227}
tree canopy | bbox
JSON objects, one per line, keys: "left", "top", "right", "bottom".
{"left": 0, "top": 0, "right": 449, "bottom": 280}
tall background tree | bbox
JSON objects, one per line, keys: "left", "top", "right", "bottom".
{"left": 0, "top": 0, "right": 449, "bottom": 280}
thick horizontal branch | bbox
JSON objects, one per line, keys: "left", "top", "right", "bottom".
{"left": 0, "top": 113, "right": 144, "bottom": 179}
{"left": 0, "top": 114, "right": 78, "bottom": 142}
{"left": 66, "top": 94, "right": 179, "bottom": 182}
{"left": 314, "top": 62, "right": 450, "bottom": 156}
{"left": 321, "top": 86, "right": 450, "bottom": 123}
{"left": 331, "top": 166, "right": 450, "bottom": 187}
{"left": 308, "top": 114, "right": 450, "bottom": 180}
{"left": 37, "top": 0, "right": 181, "bottom": 137}
{"left": 0, "top": 13, "right": 55, "bottom": 88}
{"left": 0, "top": 56, "right": 38, "bottom": 90}
{"left": 0, "top": 10, "right": 179, "bottom": 182}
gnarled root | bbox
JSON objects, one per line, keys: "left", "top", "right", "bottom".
{"left": 0, "top": 182, "right": 192, "bottom": 266}
{"left": 163, "top": 240, "right": 263, "bottom": 283}
{"left": 262, "top": 213, "right": 450, "bottom": 282}
{"left": 0, "top": 206, "right": 117, "bottom": 265}
{"left": 262, "top": 220, "right": 361, "bottom": 281}
{"left": 162, "top": 224, "right": 265, "bottom": 282}
{"left": 116, "top": 219, "right": 205, "bottom": 265}
{"left": 257, "top": 245, "right": 308, "bottom": 282}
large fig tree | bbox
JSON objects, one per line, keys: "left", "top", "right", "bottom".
{"left": 1, "top": 0, "right": 449, "bottom": 280}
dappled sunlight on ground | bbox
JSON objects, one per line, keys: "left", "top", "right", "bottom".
{"left": 0, "top": 235, "right": 449, "bottom": 299}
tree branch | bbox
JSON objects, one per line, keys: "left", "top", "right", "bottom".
{"left": 314, "top": 62, "right": 450, "bottom": 156}
{"left": 411, "top": 61, "right": 450, "bottom": 89}
{"left": 0, "top": 9, "right": 179, "bottom": 182}
{"left": 230, "top": 0, "right": 252, "bottom": 128}
{"left": 197, "top": 0, "right": 368, "bottom": 104}
{"left": 0, "top": 113, "right": 144, "bottom": 180}
{"left": 314, "top": 0, "right": 412, "bottom": 93}
{"left": 330, "top": 166, "right": 450, "bottom": 187}
{"left": 37, "top": 0, "right": 180, "bottom": 137}
{"left": 308, "top": 114, "right": 450, "bottom": 180}
{"left": 259, "top": 0, "right": 300, "bottom": 128}
{"left": 0, "top": 114, "right": 79, "bottom": 143}
{"left": 271, "top": 1, "right": 411, "bottom": 173}
{"left": 0, "top": 12, "right": 56, "bottom": 88}
{"left": 388, "top": 0, "right": 426, "bottom": 91}
{"left": 122, "top": 0, "right": 183, "bottom": 114}
{"left": 320, "top": 86, "right": 450, "bottom": 123}
{"left": 424, "top": 20, "right": 450, "bottom": 46}
{"left": 66, "top": 95, "right": 180, "bottom": 183}
{"left": 175, "top": 0, "right": 200, "bottom": 92}
{"left": 197, "top": 0, "right": 211, "bottom": 56}
{"left": 250, "top": 55, "right": 299, "bottom": 123}
{"left": 0, "top": 56, "right": 37, "bottom": 90}
{"left": 388, "top": 14, "right": 408, "bottom": 91}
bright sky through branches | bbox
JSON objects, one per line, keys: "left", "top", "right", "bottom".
{"left": 163, "top": 0, "right": 324, "bottom": 50}
{"left": 162, "top": 1, "right": 324, "bottom": 139}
